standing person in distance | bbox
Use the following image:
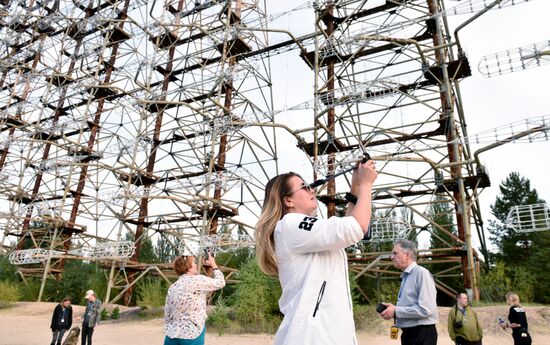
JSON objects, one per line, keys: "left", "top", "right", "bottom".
{"left": 255, "top": 159, "right": 378, "bottom": 345}
{"left": 164, "top": 253, "right": 225, "bottom": 345}
{"left": 448, "top": 292, "right": 483, "bottom": 345}
{"left": 500, "top": 292, "right": 532, "bottom": 345}
{"left": 50, "top": 297, "right": 73, "bottom": 345}
{"left": 380, "top": 239, "right": 439, "bottom": 345}
{"left": 81, "top": 290, "right": 101, "bottom": 345}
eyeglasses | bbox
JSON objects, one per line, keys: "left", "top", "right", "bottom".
{"left": 286, "top": 182, "right": 314, "bottom": 196}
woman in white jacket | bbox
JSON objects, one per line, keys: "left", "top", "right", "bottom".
{"left": 256, "top": 160, "right": 377, "bottom": 345}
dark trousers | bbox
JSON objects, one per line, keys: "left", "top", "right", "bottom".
{"left": 512, "top": 331, "right": 532, "bottom": 345}
{"left": 51, "top": 329, "right": 66, "bottom": 345}
{"left": 81, "top": 323, "right": 94, "bottom": 345}
{"left": 401, "top": 324, "right": 437, "bottom": 345}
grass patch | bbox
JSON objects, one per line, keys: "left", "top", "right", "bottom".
{"left": 353, "top": 304, "right": 387, "bottom": 333}
{"left": 206, "top": 304, "right": 281, "bottom": 335}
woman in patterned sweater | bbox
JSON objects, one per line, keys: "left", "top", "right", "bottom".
{"left": 164, "top": 253, "right": 225, "bottom": 345}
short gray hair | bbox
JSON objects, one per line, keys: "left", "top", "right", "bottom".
{"left": 394, "top": 239, "right": 417, "bottom": 261}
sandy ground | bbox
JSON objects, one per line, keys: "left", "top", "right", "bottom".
{"left": 1, "top": 302, "right": 548, "bottom": 345}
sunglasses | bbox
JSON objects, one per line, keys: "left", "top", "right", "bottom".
{"left": 286, "top": 182, "right": 314, "bottom": 196}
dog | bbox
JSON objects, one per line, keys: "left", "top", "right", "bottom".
{"left": 62, "top": 326, "right": 80, "bottom": 345}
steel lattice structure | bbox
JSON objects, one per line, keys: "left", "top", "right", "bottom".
{"left": 1, "top": 0, "right": 546, "bottom": 304}
{"left": 0, "top": 0, "right": 279, "bottom": 303}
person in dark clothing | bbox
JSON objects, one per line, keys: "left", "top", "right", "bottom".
{"left": 50, "top": 297, "right": 73, "bottom": 345}
{"left": 500, "top": 292, "right": 532, "bottom": 345}
{"left": 80, "top": 289, "right": 102, "bottom": 345}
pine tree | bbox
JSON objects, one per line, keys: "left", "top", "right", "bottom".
{"left": 155, "top": 233, "right": 178, "bottom": 263}
{"left": 429, "top": 194, "right": 456, "bottom": 250}
{"left": 487, "top": 172, "right": 550, "bottom": 303}
{"left": 124, "top": 232, "right": 158, "bottom": 263}
{"left": 488, "top": 172, "right": 544, "bottom": 264}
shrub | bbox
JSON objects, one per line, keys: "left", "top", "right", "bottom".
{"left": 511, "top": 266, "right": 535, "bottom": 302}
{"left": 208, "top": 301, "right": 231, "bottom": 335}
{"left": 18, "top": 278, "right": 41, "bottom": 302}
{"left": 480, "top": 261, "right": 535, "bottom": 303}
{"left": 0, "top": 256, "right": 17, "bottom": 282}
{"left": 230, "top": 258, "right": 282, "bottom": 333}
{"left": 111, "top": 306, "right": 120, "bottom": 319}
{"left": 138, "top": 307, "right": 164, "bottom": 319}
{"left": 480, "top": 261, "right": 511, "bottom": 302}
{"left": 232, "top": 260, "right": 272, "bottom": 325}
{"left": 137, "top": 278, "right": 167, "bottom": 309}
{"left": 100, "top": 308, "right": 109, "bottom": 321}
{"left": 0, "top": 280, "right": 20, "bottom": 308}
{"left": 375, "top": 280, "right": 400, "bottom": 304}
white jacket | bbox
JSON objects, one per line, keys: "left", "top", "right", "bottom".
{"left": 274, "top": 213, "right": 364, "bottom": 345}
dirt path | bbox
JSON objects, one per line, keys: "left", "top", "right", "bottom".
{"left": 1, "top": 302, "right": 548, "bottom": 345}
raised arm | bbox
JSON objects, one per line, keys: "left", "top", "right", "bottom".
{"left": 195, "top": 254, "right": 226, "bottom": 292}
{"left": 347, "top": 160, "right": 377, "bottom": 234}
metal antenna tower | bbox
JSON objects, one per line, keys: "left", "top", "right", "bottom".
{"left": 300, "top": 0, "right": 546, "bottom": 300}
{"left": 1, "top": 0, "right": 547, "bottom": 304}
{"left": 300, "top": 0, "right": 506, "bottom": 300}
{"left": 0, "top": 0, "right": 277, "bottom": 304}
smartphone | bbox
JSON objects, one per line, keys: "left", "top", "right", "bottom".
{"left": 376, "top": 302, "right": 388, "bottom": 313}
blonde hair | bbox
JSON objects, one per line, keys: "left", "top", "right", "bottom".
{"left": 506, "top": 291, "right": 520, "bottom": 306}
{"left": 255, "top": 172, "right": 300, "bottom": 276}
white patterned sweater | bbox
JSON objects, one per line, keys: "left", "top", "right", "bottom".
{"left": 164, "top": 270, "right": 225, "bottom": 339}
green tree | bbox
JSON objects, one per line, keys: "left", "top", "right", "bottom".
{"left": 124, "top": 232, "right": 158, "bottom": 263}
{"left": 0, "top": 256, "right": 18, "bottom": 282}
{"left": 489, "top": 172, "right": 545, "bottom": 264}
{"left": 429, "top": 195, "right": 457, "bottom": 249}
{"left": 214, "top": 247, "right": 254, "bottom": 298}
{"left": 479, "top": 261, "right": 535, "bottom": 303}
{"left": 155, "top": 234, "right": 178, "bottom": 263}
{"left": 487, "top": 172, "right": 550, "bottom": 303}
{"left": 43, "top": 261, "right": 104, "bottom": 304}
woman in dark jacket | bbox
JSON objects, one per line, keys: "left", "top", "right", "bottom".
{"left": 501, "top": 292, "right": 532, "bottom": 345}
{"left": 50, "top": 297, "right": 73, "bottom": 345}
